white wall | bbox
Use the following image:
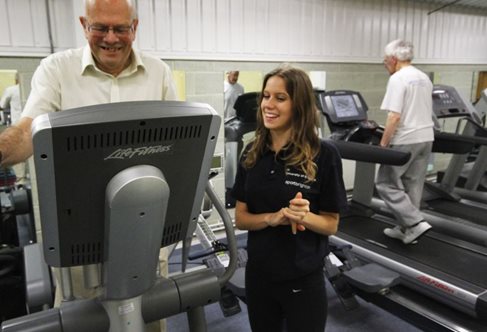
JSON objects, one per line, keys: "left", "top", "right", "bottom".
{"left": 0, "top": 0, "right": 486, "bottom": 64}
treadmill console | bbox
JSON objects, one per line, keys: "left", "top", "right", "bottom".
{"left": 432, "top": 85, "right": 473, "bottom": 119}
{"left": 319, "top": 90, "right": 368, "bottom": 124}
{"left": 318, "top": 90, "right": 378, "bottom": 143}
{"left": 32, "top": 101, "right": 220, "bottom": 268}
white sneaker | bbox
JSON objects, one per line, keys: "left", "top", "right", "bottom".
{"left": 402, "top": 221, "right": 432, "bottom": 244}
{"left": 383, "top": 226, "right": 406, "bottom": 241}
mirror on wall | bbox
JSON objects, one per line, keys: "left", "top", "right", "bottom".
{"left": 0, "top": 70, "right": 18, "bottom": 126}
{"left": 223, "top": 71, "right": 262, "bottom": 208}
{"left": 172, "top": 70, "right": 186, "bottom": 101}
{"left": 0, "top": 69, "right": 28, "bottom": 185}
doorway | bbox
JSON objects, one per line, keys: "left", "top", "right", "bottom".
{"left": 475, "top": 71, "right": 487, "bottom": 102}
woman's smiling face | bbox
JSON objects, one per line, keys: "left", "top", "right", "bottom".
{"left": 261, "top": 75, "right": 293, "bottom": 135}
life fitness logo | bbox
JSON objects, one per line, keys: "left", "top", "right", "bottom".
{"left": 416, "top": 275, "right": 455, "bottom": 294}
{"left": 104, "top": 144, "right": 173, "bottom": 160}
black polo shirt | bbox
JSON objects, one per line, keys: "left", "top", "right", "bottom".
{"left": 232, "top": 139, "right": 348, "bottom": 281}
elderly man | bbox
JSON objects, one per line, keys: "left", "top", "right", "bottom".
{"left": 376, "top": 39, "right": 434, "bottom": 245}
{"left": 0, "top": 1, "right": 177, "bottom": 330}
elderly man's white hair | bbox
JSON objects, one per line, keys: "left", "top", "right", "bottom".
{"left": 384, "top": 39, "right": 414, "bottom": 62}
{"left": 84, "top": 0, "right": 138, "bottom": 20}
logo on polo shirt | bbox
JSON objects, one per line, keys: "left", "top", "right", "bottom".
{"left": 284, "top": 169, "right": 315, "bottom": 190}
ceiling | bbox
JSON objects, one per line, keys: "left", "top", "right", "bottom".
{"left": 419, "top": 0, "right": 487, "bottom": 11}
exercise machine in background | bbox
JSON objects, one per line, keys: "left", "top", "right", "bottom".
{"left": 0, "top": 174, "right": 35, "bottom": 322}
{"left": 420, "top": 85, "right": 487, "bottom": 222}
{"left": 435, "top": 87, "right": 487, "bottom": 196}
{"left": 224, "top": 92, "right": 258, "bottom": 208}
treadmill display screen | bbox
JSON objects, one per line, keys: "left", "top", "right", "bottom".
{"left": 432, "top": 90, "right": 451, "bottom": 102}
{"left": 331, "top": 95, "right": 359, "bottom": 118}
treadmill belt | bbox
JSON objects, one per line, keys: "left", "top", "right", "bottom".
{"left": 338, "top": 215, "right": 487, "bottom": 288}
{"left": 426, "top": 199, "right": 487, "bottom": 225}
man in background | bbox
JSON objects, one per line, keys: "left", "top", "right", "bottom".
{"left": 376, "top": 39, "right": 434, "bottom": 245}
{"left": 224, "top": 70, "right": 244, "bottom": 120}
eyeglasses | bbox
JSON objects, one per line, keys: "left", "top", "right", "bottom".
{"left": 86, "top": 22, "right": 134, "bottom": 37}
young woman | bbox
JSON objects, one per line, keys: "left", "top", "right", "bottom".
{"left": 232, "top": 65, "right": 348, "bottom": 332}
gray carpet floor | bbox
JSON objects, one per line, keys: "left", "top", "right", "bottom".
{"left": 166, "top": 241, "right": 422, "bottom": 332}
{"left": 166, "top": 280, "right": 423, "bottom": 332}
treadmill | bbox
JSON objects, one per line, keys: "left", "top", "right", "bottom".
{"left": 431, "top": 86, "right": 487, "bottom": 202}
{"left": 317, "top": 90, "right": 487, "bottom": 329}
{"left": 362, "top": 85, "right": 487, "bottom": 247}
{"left": 418, "top": 85, "right": 487, "bottom": 243}
{"left": 462, "top": 88, "right": 487, "bottom": 191}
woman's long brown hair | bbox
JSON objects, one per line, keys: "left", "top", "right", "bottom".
{"left": 243, "top": 65, "right": 320, "bottom": 181}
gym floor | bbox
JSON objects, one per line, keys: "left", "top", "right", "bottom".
{"left": 166, "top": 235, "right": 422, "bottom": 332}
{"left": 166, "top": 283, "right": 423, "bottom": 332}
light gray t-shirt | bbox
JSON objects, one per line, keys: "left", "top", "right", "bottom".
{"left": 381, "top": 65, "right": 434, "bottom": 145}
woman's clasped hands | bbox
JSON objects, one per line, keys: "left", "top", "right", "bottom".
{"left": 265, "top": 192, "right": 309, "bottom": 234}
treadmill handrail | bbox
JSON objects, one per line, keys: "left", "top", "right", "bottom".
{"left": 455, "top": 117, "right": 487, "bottom": 137}
{"left": 330, "top": 140, "right": 410, "bottom": 166}
{"left": 433, "top": 131, "right": 476, "bottom": 154}
{"left": 435, "top": 130, "right": 487, "bottom": 146}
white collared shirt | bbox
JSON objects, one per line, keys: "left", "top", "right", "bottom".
{"left": 23, "top": 45, "right": 177, "bottom": 118}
